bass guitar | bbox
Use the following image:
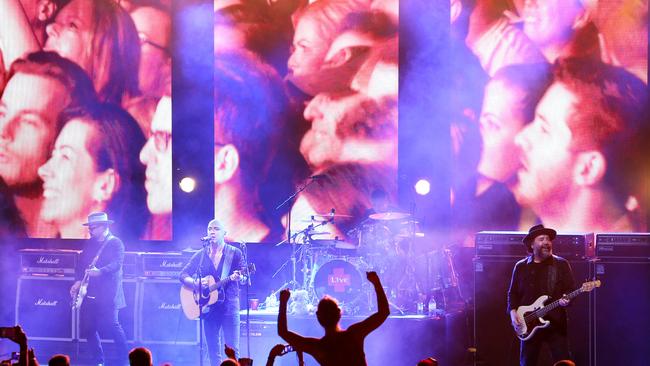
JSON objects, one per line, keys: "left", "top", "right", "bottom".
{"left": 180, "top": 263, "right": 255, "bottom": 320}
{"left": 513, "top": 280, "right": 601, "bottom": 341}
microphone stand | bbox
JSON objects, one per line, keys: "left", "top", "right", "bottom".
{"left": 272, "top": 178, "right": 319, "bottom": 292}
{"left": 196, "top": 240, "right": 210, "bottom": 366}
{"left": 238, "top": 241, "right": 253, "bottom": 358}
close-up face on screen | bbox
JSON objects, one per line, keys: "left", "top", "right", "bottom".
{"left": 450, "top": 0, "right": 648, "bottom": 246}
{"left": 0, "top": 0, "right": 173, "bottom": 241}
{"left": 214, "top": 0, "right": 399, "bottom": 244}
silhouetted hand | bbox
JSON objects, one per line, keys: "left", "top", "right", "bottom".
{"left": 8, "top": 326, "right": 27, "bottom": 348}
{"left": 28, "top": 348, "right": 39, "bottom": 366}
{"left": 269, "top": 344, "right": 285, "bottom": 358}
{"left": 279, "top": 289, "right": 291, "bottom": 303}
{"left": 224, "top": 344, "right": 236, "bottom": 360}
{"left": 366, "top": 271, "right": 380, "bottom": 285}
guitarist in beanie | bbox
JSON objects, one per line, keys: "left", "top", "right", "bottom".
{"left": 507, "top": 224, "right": 576, "bottom": 365}
{"left": 70, "top": 212, "right": 128, "bottom": 366}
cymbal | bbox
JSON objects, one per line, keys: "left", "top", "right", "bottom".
{"left": 311, "top": 213, "right": 353, "bottom": 218}
{"left": 299, "top": 214, "right": 353, "bottom": 222}
{"left": 308, "top": 231, "right": 331, "bottom": 236}
{"left": 369, "top": 212, "right": 411, "bottom": 220}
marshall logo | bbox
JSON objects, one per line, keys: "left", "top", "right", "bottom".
{"left": 159, "top": 302, "right": 181, "bottom": 310}
{"left": 35, "top": 299, "right": 58, "bottom": 306}
{"left": 160, "top": 260, "right": 183, "bottom": 268}
{"left": 36, "top": 256, "right": 60, "bottom": 265}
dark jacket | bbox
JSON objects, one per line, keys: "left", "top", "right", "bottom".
{"left": 507, "top": 254, "right": 575, "bottom": 332}
{"left": 76, "top": 233, "right": 126, "bottom": 309}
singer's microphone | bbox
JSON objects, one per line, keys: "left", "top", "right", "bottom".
{"left": 310, "top": 174, "right": 326, "bottom": 179}
{"left": 200, "top": 236, "right": 211, "bottom": 242}
{"left": 329, "top": 208, "right": 335, "bottom": 222}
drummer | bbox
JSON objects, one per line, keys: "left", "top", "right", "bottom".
{"left": 363, "top": 188, "right": 399, "bottom": 218}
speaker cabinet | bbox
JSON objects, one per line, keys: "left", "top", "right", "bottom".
{"left": 474, "top": 257, "right": 593, "bottom": 366}
{"left": 139, "top": 279, "right": 199, "bottom": 344}
{"left": 15, "top": 276, "right": 75, "bottom": 341}
{"left": 594, "top": 260, "right": 650, "bottom": 365}
{"left": 76, "top": 278, "right": 138, "bottom": 342}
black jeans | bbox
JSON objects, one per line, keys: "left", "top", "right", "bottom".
{"left": 520, "top": 327, "right": 571, "bottom": 366}
{"left": 203, "top": 300, "right": 240, "bottom": 366}
{"left": 80, "top": 297, "right": 128, "bottom": 365}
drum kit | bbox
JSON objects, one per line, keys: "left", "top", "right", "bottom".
{"left": 272, "top": 210, "right": 462, "bottom": 315}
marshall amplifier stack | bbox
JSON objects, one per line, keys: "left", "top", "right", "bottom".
{"left": 20, "top": 249, "right": 80, "bottom": 276}
{"left": 475, "top": 231, "right": 595, "bottom": 259}
{"left": 15, "top": 250, "right": 197, "bottom": 343}
{"left": 141, "top": 251, "right": 194, "bottom": 278}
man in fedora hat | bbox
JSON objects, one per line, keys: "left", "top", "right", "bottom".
{"left": 507, "top": 224, "right": 576, "bottom": 365}
{"left": 70, "top": 212, "right": 128, "bottom": 366}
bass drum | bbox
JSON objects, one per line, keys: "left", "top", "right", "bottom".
{"left": 313, "top": 259, "right": 364, "bottom": 306}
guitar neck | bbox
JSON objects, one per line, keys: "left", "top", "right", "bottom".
{"left": 536, "top": 287, "right": 583, "bottom": 317}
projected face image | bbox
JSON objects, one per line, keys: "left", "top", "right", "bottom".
{"left": 513, "top": 83, "right": 576, "bottom": 207}
{"left": 131, "top": 6, "right": 171, "bottom": 98}
{"left": 38, "top": 119, "right": 104, "bottom": 231}
{"left": 140, "top": 96, "right": 172, "bottom": 215}
{"left": 301, "top": 93, "right": 346, "bottom": 167}
{"left": 0, "top": 73, "right": 65, "bottom": 187}
{"left": 44, "top": 0, "right": 95, "bottom": 73}
{"left": 523, "top": 0, "right": 582, "bottom": 48}
{"left": 477, "top": 80, "right": 527, "bottom": 182}
{"left": 288, "top": 15, "right": 329, "bottom": 77}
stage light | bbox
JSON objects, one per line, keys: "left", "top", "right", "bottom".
{"left": 179, "top": 177, "right": 196, "bottom": 193}
{"left": 414, "top": 179, "right": 430, "bottom": 195}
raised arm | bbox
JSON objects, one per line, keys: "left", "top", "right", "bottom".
{"left": 277, "top": 289, "right": 311, "bottom": 348}
{"left": 351, "top": 271, "right": 390, "bottom": 336}
{"left": 0, "top": 0, "right": 40, "bottom": 71}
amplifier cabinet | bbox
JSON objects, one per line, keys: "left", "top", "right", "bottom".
{"left": 141, "top": 252, "right": 193, "bottom": 278}
{"left": 596, "top": 233, "right": 650, "bottom": 259}
{"left": 138, "top": 279, "right": 199, "bottom": 345}
{"left": 76, "top": 278, "right": 138, "bottom": 343}
{"left": 15, "top": 276, "right": 75, "bottom": 341}
{"left": 476, "top": 231, "right": 594, "bottom": 259}
{"left": 20, "top": 249, "right": 79, "bottom": 276}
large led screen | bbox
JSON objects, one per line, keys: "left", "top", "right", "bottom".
{"left": 0, "top": 0, "right": 173, "bottom": 241}
{"left": 448, "top": 0, "right": 648, "bottom": 246}
{"left": 214, "top": 0, "right": 400, "bottom": 245}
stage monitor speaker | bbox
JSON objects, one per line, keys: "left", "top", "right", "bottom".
{"left": 15, "top": 276, "right": 75, "bottom": 341}
{"left": 76, "top": 278, "right": 138, "bottom": 342}
{"left": 139, "top": 279, "right": 199, "bottom": 344}
{"left": 594, "top": 259, "right": 650, "bottom": 365}
{"left": 474, "top": 257, "right": 593, "bottom": 366}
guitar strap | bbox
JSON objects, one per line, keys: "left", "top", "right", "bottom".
{"left": 90, "top": 235, "right": 112, "bottom": 269}
{"left": 220, "top": 245, "right": 234, "bottom": 281}
{"left": 547, "top": 257, "right": 558, "bottom": 297}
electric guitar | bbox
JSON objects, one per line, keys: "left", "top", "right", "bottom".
{"left": 71, "top": 241, "right": 109, "bottom": 309}
{"left": 513, "top": 280, "right": 601, "bottom": 341}
{"left": 180, "top": 264, "right": 255, "bottom": 320}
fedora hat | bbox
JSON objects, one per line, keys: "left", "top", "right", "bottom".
{"left": 82, "top": 212, "right": 114, "bottom": 226}
{"left": 522, "top": 224, "right": 556, "bottom": 251}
